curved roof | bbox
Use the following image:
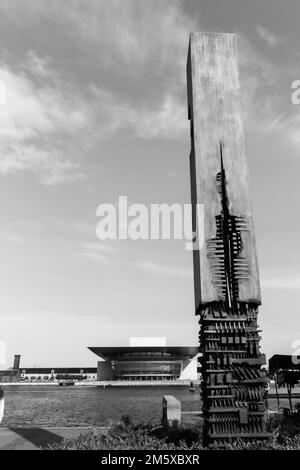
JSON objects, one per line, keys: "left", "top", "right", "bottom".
{"left": 88, "top": 346, "right": 199, "bottom": 360}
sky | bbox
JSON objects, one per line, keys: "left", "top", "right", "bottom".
{"left": 1, "top": 0, "right": 300, "bottom": 368}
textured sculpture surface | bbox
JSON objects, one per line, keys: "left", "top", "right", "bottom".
{"left": 187, "top": 32, "right": 270, "bottom": 447}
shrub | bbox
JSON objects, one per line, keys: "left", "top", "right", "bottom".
{"left": 46, "top": 415, "right": 203, "bottom": 450}
{"left": 226, "top": 434, "right": 300, "bottom": 450}
{"left": 45, "top": 414, "right": 300, "bottom": 451}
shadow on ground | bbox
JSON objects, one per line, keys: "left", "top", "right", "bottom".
{"left": 9, "top": 427, "right": 64, "bottom": 448}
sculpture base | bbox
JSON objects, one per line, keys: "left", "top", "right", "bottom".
{"left": 197, "top": 302, "right": 272, "bottom": 448}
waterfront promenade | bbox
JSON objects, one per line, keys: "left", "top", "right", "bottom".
{"left": 0, "top": 380, "right": 199, "bottom": 386}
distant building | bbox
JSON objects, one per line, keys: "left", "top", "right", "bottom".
{"left": 89, "top": 346, "right": 199, "bottom": 381}
{"left": 0, "top": 354, "right": 21, "bottom": 383}
{"left": 0, "top": 340, "right": 199, "bottom": 384}
{"left": 0, "top": 370, "right": 20, "bottom": 383}
{"left": 0, "top": 354, "right": 97, "bottom": 383}
{"left": 19, "top": 368, "right": 97, "bottom": 382}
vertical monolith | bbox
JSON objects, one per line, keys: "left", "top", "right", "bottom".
{"left": 187, "top": 32, "right": 270, "bottom": 448}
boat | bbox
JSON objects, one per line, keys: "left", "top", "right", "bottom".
{"left": 59, "top": 380, "right": 75, "bottom": 386}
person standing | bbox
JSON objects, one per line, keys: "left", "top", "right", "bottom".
{"left": 0, "top": 387, "right": 4, "bottom": 423}
{"left": 264, "top": 382, "right": 270, "bottom": 412}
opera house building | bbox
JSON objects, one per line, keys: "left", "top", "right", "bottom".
{"left": 88, "top": 340, "right": 198, "bottom": 382}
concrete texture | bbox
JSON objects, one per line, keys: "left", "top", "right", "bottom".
{"left": 0, "top": 426, "right": 109, "bottom": 450}
{"left": 187, "top": 32, "right": 261, "bottom": 306}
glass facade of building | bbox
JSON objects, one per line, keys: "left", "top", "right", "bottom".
{"left": 113, "top": 360, "right": 182, "bottom": 380}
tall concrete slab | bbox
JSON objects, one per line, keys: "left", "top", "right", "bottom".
{"left": 187, "top": 32, "right": 260, "bottom": 309}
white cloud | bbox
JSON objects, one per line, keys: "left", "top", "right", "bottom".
{"left": 0, "top": 59, "right": 89, "bottom": 139}
{"left": 53, "top": 0, "right": 195, "bottom": 79}
{"left": 24, "top": 50, "right": 52, "bottom": 78}
{"left": 0, "top": 0, "right": 197, "bottom": 80}
{"left": 139, "top": 261, "right": 192, "bottom": 278}
{"left": 261, "top": 276, "right": 300, "bottom": 289}
{"left": 256, "top": 24, "right": 300, "bottom": 61}
{"left": 0, "top": 1, "right": 196, "bottom": 151}
{"left": 81, "top": 0, "right": 195, "bottom": 141}
{"left": 0, "top": 142, "right": 83, "bottom": 184}
{"left": 80, "top": 242, "right": 117, "bottom": 263}
{"left": 238, "top": 36, "right": 279, "bottom": 129}
{"left": 239, "top": 31, "right": 300, "bottom": 154}
{"left": 0, "top": 53, "right": 90, "bottom": 184}
{"left": 256, "top": 25, "right": 283, "bottom": 48}
{"left": 238, "top": 35, "right": 300, "bottom": 152}
{"left": 0, "top": 1, "right": 196, "bottom": 186}
{"left": 0, "top": 230, "right": 24, "bottom": 244}
{"left": 133, "top": 95, "right": 188, "bottom": 140}
{"left": 93, "top": 88, "right": 188, "bottom": 140}
{"left": 276, "top": 108, "right": 300, "bottom": 150}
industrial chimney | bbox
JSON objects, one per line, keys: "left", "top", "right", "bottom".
{"left": 13, "top": 355, "right": 21, "bottom": 370}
